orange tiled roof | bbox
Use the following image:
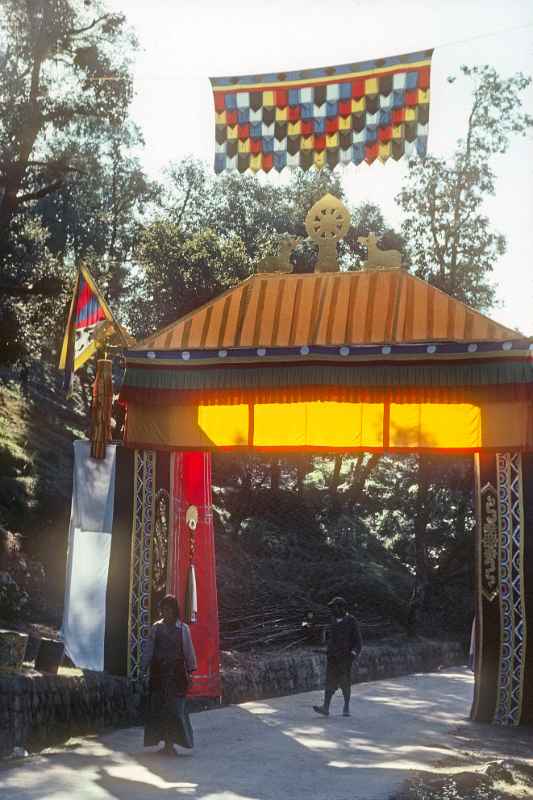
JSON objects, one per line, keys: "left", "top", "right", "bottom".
{"left": 137, "top": 270, "right": 518, "bottom": 351}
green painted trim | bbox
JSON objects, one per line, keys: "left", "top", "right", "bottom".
{"left": 122, "top": 361, "right": 533, "bottom": 391}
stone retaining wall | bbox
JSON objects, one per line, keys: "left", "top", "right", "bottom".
{"left": 0, "top": 638, "right": 465, "bottom": 757}
{"left": 0, "top": 671, "right": 138, "bottom": 757}
{"left": 221, "top": 637, "right": 465, "bottom": 704}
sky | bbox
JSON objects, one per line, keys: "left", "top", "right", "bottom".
{"left": 109, "top": 0, "right": 533, "bottom": 335}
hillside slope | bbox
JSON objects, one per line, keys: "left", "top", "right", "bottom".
{"left": 0, "top": 367, "right": 424, "bottom": 644}
{"left": 0, "top": 366, "right": 86, "bottom": 600}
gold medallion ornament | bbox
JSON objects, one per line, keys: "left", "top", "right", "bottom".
{"left": 305, "top": 193, "right": 350, "bottom": 272}
{"left": 186, "top": 504, "right": 199, "bottom": 531}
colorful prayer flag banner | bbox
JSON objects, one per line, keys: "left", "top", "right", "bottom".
{"left": 210, "top": 49, "right": 433, "bottom": 174}
{"left": 59, "top": 265, "right": 119, "bottom": 385}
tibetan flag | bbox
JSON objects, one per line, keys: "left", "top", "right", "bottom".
{"left": 59, "top": 265, "right": 119, "bottom": 389}
{"left": 210, "top": 48, "right": 433, "bottom": 174}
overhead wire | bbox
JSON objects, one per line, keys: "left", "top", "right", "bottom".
{"left": 87, "top": 21, "right": 533, "bottom": 82}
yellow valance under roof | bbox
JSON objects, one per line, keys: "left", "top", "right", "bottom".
{"left": 125, "top": 397, "right": 532, "bottom": 452}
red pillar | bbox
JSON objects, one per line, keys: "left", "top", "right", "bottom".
{"left": 168, "top": 451, "right": 221, "bottom": 698}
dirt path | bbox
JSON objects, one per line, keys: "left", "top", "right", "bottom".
{"left": 1, "top": 668, "right": 530, "bottom": 800}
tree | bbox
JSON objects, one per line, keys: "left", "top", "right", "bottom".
{"left": 160, "top": 160, "right": 348, "bottom": 265}
{"left": 0, "top": 217, "right": 70, "bottom": 363}
{"left": 395, "top": 67, "right": 533, "bottom": 632}
{"left": 36, "top": 120, "right": 154, "bottom": 303}
{"left": 129, "top": 158, "right": 405, "bottom": 339}
{"left": 0, "top": 0, "right": 136, "bottom": 237}
{"left": 397, "top": 66, "right": 533, "bottom": 310}
{"left": 0, "top": 1, "right": 142, "bottom": 365}
{"left": 129, "top": 225, "right": 252, "bottom": 338}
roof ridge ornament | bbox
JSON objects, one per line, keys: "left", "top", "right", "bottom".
{"left": 358, "top": 232, "right": 402, "bottom": 271}
{"left": 256, "top": 234, "right": 302, "bottom": 274}
{"left": 305, "top": 193, "right": 350, "bottom": 273}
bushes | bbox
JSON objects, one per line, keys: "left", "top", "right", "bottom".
{"left": 0, "top": 571, "right": 30, "bottom": 620}
{"left": 0, "top": 526, "right": 47, "bottom": 622}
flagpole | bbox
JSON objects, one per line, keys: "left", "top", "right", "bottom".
{"left": 58, "top": 267, "right": 80, "bottom": 371}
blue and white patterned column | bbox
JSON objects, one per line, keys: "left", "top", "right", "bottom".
{"left": 127, "top": 449, "right": 156, "bottom": 682}
{"left": 493, "top": 452, "right": 527, "bottom": 726}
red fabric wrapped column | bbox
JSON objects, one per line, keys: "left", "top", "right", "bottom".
{"left": 168, "top": 451, "right": 221, "bottom": 698}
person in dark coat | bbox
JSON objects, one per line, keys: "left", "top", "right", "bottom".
{"left": 313, "top": 596, "right": 362, "bottom": 717}
{"left": 142, "top": 595, "right": 197, "bottom": 755}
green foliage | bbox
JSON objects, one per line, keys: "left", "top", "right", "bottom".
{"left": 213, "top": 452, "right": 473, "bottom": 639}
{"left": 130, "top": 225, "right": 253, "bottom": 337}
{"left": 0, "top": 527, "right": 47, "bottom": 621}
{"left": 129, "top": 160, "right": 404, "bottom": 337}
{"left": 0, "top": 217, "right": 72, "bottom": 363}
{"left": 36, "top": 121, "right": 155, "bottom": 303}
{"left": 397, "top": 66, "right": 533, "bottom": 310}
{"left": 0, "top": 0, "right": 137, "bottom": 229}
{"left": 0, "top": 571, "right": 30, "bottom": 620}
{"left": 0, "top": 0, "right": 143, "bottom": 364}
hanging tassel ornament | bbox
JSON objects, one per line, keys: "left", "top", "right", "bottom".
{"left": 90, "top": 358, "right": 113, "bottom": 459}
{"left": 184, "top": 505, "right": 199, "bottom": 624}
{"left": 185, "top": 563, "right": 198, "bottom": 625}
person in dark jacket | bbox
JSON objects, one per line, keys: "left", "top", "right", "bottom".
{"left": 142, "top": 595, "right": 197, "bottom": 755}
{"left": 313, "top": 596, "right": 362, "bottom": 717}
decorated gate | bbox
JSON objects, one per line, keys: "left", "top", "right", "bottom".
{"left": 118, "top": 195, "right": 533, "bottom": 723}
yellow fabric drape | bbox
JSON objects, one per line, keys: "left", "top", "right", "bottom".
{"left": 253, "top": 402, "right": 383, "bottom": 448}
{"left": 389, "top": 403, "right": 481, "bottom": 449}
{"left": 125, "top": 399, "right": 532, "bottom": 451}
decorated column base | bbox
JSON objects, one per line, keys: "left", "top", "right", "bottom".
{"left": 472, "top": 452, "right": 532, "bottom": 725}
{"left": 125, "top": 449, "right": 221, "bottom": 698}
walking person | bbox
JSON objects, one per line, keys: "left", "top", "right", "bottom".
{"left": 142, "top": 594, "right": 197, "bottom": 755}
{"left": 313, "top": 596, "right": 362, "bottom": 718}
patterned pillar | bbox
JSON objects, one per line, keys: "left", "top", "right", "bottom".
{"left": 472, "top": 452, "right": 529, "bottom": 725}
{"left": 127, "top": 449, "right": 156, "bottom": 681}
{"left": 521, "top": 453, "right": 533, "bottom": 723}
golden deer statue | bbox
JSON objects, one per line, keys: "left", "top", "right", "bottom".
{"left": 256, "top": 234, "right": 302, "bottom": 273}
{"left": 358, "top": 233, "right": 402, "bottom": 271}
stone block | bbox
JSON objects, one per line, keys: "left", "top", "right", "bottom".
{"left": 0, "top": 630, "right": 28, "bottom": 672}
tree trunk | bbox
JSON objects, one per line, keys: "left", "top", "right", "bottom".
{"left": 295, "top": 454, "right": 311, "bottom": 495}
{"left": 0, "top": 36, "right": 45, "bottom": 238}
{"left": 270, "top": 458, "right": 280, "bottom": 492}
{"left": 410, "top": 454, "right": 432, "bottom": 634}
{"left": 329, "top": 455, "right": 343, "bottom": 494}
{"left": 349, "top": 453, "right": 380, "bottom": 499}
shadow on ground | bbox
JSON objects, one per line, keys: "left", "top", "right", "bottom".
{"left": 2, "top": 669, "right": 530, "bottom": 800}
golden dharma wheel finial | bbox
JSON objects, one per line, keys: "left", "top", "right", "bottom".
{"left": 305, "top": 193, "right": 350, "bottom": 273}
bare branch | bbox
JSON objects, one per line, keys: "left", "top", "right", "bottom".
{"left": 42, "top": 107, "right": 112, "bottom": 123}
{"left": 0, "top": 283, "right": 63, "bottom": 298}
{"left": 66, "top": 15, "right": 111, "bottom": 37}
{"left": 0, "top": 160, "right": 87, "bottom": 175}
{"left": 18, "top": 179, "right": 63, "bottom": 203}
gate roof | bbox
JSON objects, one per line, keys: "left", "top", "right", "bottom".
{"left": 136, "top": 269, "right": 519, "bottom": 356}
{"left": 121, "top": 270, "right": 532, "bottom": 452}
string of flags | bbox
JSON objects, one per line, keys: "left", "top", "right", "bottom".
{"left": 210, "top": 49, "right": 433, "bottom": 174}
